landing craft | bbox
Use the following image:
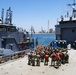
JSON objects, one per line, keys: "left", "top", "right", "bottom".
{"left": 0, "top": 7, "right": 35, "bottom": 62}
{"left": 55, "top": 0, "right": 76, "bottom": 48}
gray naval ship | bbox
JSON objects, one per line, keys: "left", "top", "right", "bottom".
{"left": 55, "top": 0, "right": 76, "bottom": 48}
{"left": 0, "top": 7, "right": 34, "bottom": 61}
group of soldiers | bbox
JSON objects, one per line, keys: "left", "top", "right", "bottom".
{"left": 28, "top": 45, "right": 69, "bottom": 68}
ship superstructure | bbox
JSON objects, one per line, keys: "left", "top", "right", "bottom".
{"left": 0, "top": 7, "right": 34, "bottom": 52}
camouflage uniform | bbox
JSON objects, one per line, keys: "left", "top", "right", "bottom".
{"left": 36, "top": 54, "right": 40, "bottom": 66}
{"left": 28, "top": 53, "right": 32, "bottom": 65}
{"left": 40, "top": 51, "right": 45, "bottom": 62}
{"left": 31, "top": 53, "right": 36, "bottom": 66}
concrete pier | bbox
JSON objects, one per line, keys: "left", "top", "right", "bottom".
{"left": 0, "top": 49, "right": 76, "bottom": 75}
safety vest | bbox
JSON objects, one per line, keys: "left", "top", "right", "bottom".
{"left": 58, "top": 52, "right": 62, "bottom": 58}
{"left": 51, "top": 53, "right": 56, "bottom": 57}
{"left": 45, "top": 55, "right": 49, "bottom": 60}
{"left": 56, "top": 55, "right": 59, "bottom": 60}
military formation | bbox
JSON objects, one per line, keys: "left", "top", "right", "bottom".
{"left": 28, "top": 45, "right": 69, "bottom": 68}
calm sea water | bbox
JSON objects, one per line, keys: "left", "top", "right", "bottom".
{"left": 30, "top": 33, "right": 56, "bottom": 47}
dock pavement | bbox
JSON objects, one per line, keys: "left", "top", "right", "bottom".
{"left": 0, "top": 49, "right": 76, "bottom": 75}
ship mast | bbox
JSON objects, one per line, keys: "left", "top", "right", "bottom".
{"left": 1, "top": 8, "right": 4, "bottom": 24}
{"left": 67, "top": 0, "right": 76, "bottom": 17}
{"left": 5, "top": 7, "right": 12, "bottom": 25}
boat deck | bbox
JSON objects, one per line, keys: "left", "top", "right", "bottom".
{"left": 0, "top": 49, "right": 76, "bottom": 75}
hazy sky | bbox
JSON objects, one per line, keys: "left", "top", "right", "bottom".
{"left": 0, "top": 0, "right": 74, "bottom": 32}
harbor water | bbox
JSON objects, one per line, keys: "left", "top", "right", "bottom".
{"left": 30, "top": 33, "right": 55, "bottom": 47}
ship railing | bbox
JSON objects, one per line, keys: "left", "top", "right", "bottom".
{"left": 72, "top": 17, "right": 76, "bottom": 20}
{"left": 58, "top": 17, "right": 69, "bottom": 22}
{"left": 0, "top": 50, "right": 27, "bottom": 63}
{"left": 0, "top": 48, "right": 34, "bottom": 63}
{"left": 16, "top": 27, "right": 26, "bottom": 33}
{"left": 58, "top": 16, "right": 76, "bottom": 22}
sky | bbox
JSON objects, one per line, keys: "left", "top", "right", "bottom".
{"left": 0, "top": 0, "right": 74, "bottom": 32}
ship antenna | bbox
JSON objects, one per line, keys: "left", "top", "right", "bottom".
{"left": 5, "top": 7, "right": 12, "bottom": 24}
{"left": 5, "top": 9, "right": 8, "bottom": 24}
{"left": 31, "top": 26, "right": 33, "bottom": 37}
{"left": 67, "top": 0, "right": 76, "bottom": 17}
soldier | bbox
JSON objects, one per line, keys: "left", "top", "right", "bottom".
{"left": 57, "top": 50, "right": 62, "bottom": 66}
{"left": 45, "top": 50, "right": 49, "bottom": 55}
{"left": 40, "top": 51, "right": 45, "bottom": 62}
{"left": 51, "top": 52, "right": 56, "bottom": 66}
{"left": 44, "top": 54, "right": 49, "bottom": 65}
{"left": 64, "top": 51, "right": 69, "bottom": 63}
{"left": 28, "top": 52, "right": 33, "bottom": 65}
{"left": 54, "top": 53, "right": 60, "bottom": 68}
{"left": 61, "top": 52, "right": 65, "bottom": 64}
{"left": 36, "top": 54, "right": 40, "bottom": 66}
{"left": 31, "top": 53, "right": 36, "bottom": 66}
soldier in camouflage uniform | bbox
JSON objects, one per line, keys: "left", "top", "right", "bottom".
{"left": 36, "top": 54, "right": 40, "bottom": 66}
{"left": 31, "top": 53, "right": 36, "bottom": 66}
{"left": 44, "top": 53, "right": 49, "bottom": 65}
{"left": 40, "top": 51, "right": 45, "bottom": 62}
{"left": 28, "top": 52, "right": 33, "bottom": 65}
